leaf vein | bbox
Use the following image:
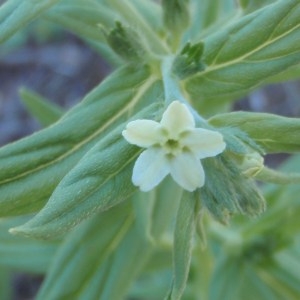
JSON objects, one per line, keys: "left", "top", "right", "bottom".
{"left": 0, "top": 76, "right": 157, "bottom": 185}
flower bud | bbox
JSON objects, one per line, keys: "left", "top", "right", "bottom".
{"left": 105, "top": 22, "right": 147, "bottom": 62}
{"left": 172, "top": 42, "right": 206, "bottom": 79}
{"left": 241, "top": 152, "right": 264, "bottom": 177}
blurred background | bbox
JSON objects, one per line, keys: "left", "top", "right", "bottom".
{"left": 0, "top": 12, "right": 300, "bottom": 300}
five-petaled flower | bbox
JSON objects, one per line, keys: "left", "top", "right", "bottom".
{"left": 122, "top": 101, "right": 226, "bottom": 192}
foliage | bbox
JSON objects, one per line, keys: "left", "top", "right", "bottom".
{"left": 0, "top": 0, "right": 300, "bottom": 299}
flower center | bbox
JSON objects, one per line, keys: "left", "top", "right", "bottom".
{"left": 163, "top": 139, "right": 182, "bottom": 155}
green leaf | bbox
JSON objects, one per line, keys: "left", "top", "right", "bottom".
{"left": 0, "top": 217, "right": 58, "bottom": 273}
{"left": 267, "top": 62, "right": 300, "bottom": 82}
{"left": 170, "top": 192, "right": 196, "bottom": 300}
{"left": 132, "top": 190, "right": 155, "bottom": 239}
{"left": 45, "top": 0, "right": 123, "bottom": 66}
{"left": 130, "top": 0, "right": 163, "bottom": 33}
{"left": 95, "top": 228, "right": 151, "bottom": 300}
{"left": 37, "top": 200, "right": 153, "bottom": 300}
{"left": 209, "top": 111, "right": 300, "bottom": 153}
{"left": 269, "top": 250, "right": 300, "bottom": 297}
{"left": 130, "top": 269, "right": 172, "bottom": 300}
{"left": 36, "top": 202, "right": 134, "bottom": 299}
{"left": 11, "top": 103, "right": 162, "bottom": 239}
{"left": 239, "top": 0, "right": 275, "bottom": 13}
{"left": 0, "top": 0, "right": 62, "bottom": 44}
{"left": 185, "top": 0, "right": 300, "bottom": 111}
{"left": 209, "top": 255, "right": 245, "bottom": 300}
{"left": 150, "top": 177, "right": 182, "bottom": 240}
{"left": 45, "top": 0, "right": 115, "bottom": 42}
{"left": 105, "top": 0, "right": 168, "bottom": 55}
{"left": 255, "top": 166, "right": 300, "bottom": 185}
{"left": 19, "top": 87, "right": 64, "bottom": 127}
{"left": 187, "top": 0, "right": 237, "bottom": 41}
{"left": 0, "top": 267, "right": 12, "bottom": 300}
{"left": 0, "top": 65, "right": 161, "bottom": 216}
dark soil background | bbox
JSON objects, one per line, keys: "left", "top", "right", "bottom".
{"left": 0, "top": 25, "right": 300, "bottom": 300}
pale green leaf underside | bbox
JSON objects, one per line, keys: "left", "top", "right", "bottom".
{"left": 185, "top": 0, "right": 300, "bottom": 106}
{"left": 0, "top": 0, "right": 62, "bottom": 44}
{"left": 0, "top": 66, "right": 161, "bottom": 216}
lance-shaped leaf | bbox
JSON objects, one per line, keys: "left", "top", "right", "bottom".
{"left": 150, "top": 177, "right": 182, "bottom": 240}
{"left": 0, "top": 65, "right": 161, "bottom": 216}
{"left": 184, "top": 0, "right": 300, "bottom": 109}
{"left": 10, "top": 103, "right": 162, "bottom": 239}
{"left": 209, "top": 254, "right": 245, "bottom": 300}
{"left": 0, "top": 0, "right": 62, "bottom": 44}
{"left": 167, "top": 192, "right": 196, "bottom": 300}
{"left": 45, "top": 0, "right": 115, "bottom": 42}
{"left": 267, "top": 63, "right": 300, "bottom": 83}
{"left": 90, "top": 226, "right": 152, "bottom": 300}
{"left": 37, "top": 200, "right": 153, "bottom": 300}
{"left": 36, "top": 202, "right": 134, "bottom": 299}
{"left": 209, "top": 111, "right": 300, "bottom": 153}
{"left": 239, "top": 0, "right": 274, "bottom": 13}
{"left": 19, "top": 87, "right": 64, "bottom": 127}
{"left": 45, "top": 0, "right": 122, "bottom": 66}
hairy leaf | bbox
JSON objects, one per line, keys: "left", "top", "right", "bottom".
{"left": 150, "top": 177, "right": 182, "bottom": 240}
{"left": 209, "top": 111, "right": 300, "bottom": 153}
{"left": 185, "top": 0, "right": 300, "bottom": 111}
{"left": 267, "top": 63, "right": 300, "bottom": 83}
{"left": 19, "top": 88, "right": 64, "bottom": 127}
{"left": 239, "top": 0, "right": 275, "bottom": 13}
{"left": 45, "top": 0, "right": 115, "bottom": 42}
{"left": 0, "top": 65, "right": 161, "bottom": 216}
{"left": 36, "top": 203, "right": 135, "bottom": 299}
{"left": 11, "top": 104, "right": 162, "bottom": 239}
{"left": 45, "top": 1, "right": 122, "bottom": 65}
{"left": 0, "top": 0, "right": 62, "bottom": 44}
{"left": 169, "top": 192, "right": 196, "bottom": 300}
{"left": 37, "top": 200, "right": 153, "bottom": 300}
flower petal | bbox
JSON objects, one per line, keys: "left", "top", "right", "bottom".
{"left": 169, "top": 152, "right": 205, "bottom": 191}
{"left": 161, "top": 101, "right": 195, "bottom": 137}
{"left": 132, "top": 148, "right": 170, "bottom": 192}
{"left": 183, "top": 128, "right": 226, "bottom": 159}
{"left": 122, "top": 120, "right": 162, "bottom": 147}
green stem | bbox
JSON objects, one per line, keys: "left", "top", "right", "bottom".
{"left": 161, "top": 56, "right": 206, "bottom": 123}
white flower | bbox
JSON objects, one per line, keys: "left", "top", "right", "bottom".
{"left": 122, "top": 101, "right": 226, "bottom": 192}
